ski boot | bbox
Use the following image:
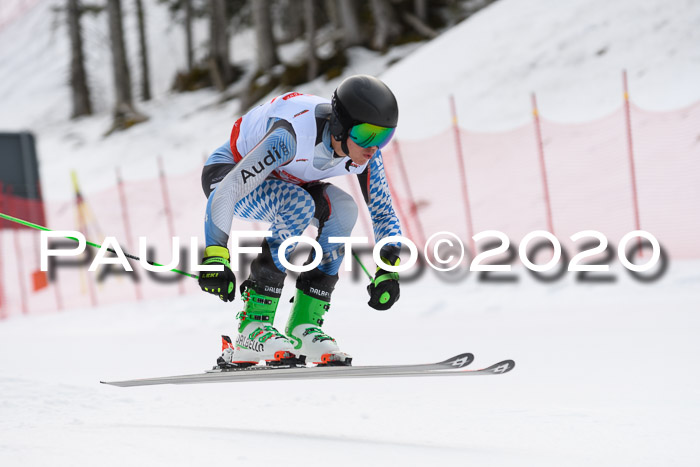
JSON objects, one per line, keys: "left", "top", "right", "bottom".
{"left": 216, "top": 279, "right": 302, "bottom": 369}
{"left": 285, "top": 271, "right": 352, "bottom": 366}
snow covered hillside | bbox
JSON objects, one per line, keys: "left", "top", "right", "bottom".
{"left": 1, "top": 0, "right": 699, "bottom": 466}
{"left": 385, "top": 0, "right": 700, "bottom": 134}
{"left": 1, "top": 0, "right": 698, "bottom": 200}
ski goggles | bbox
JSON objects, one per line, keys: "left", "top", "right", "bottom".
{"left": 348, "top": 123, "right": 396, "bottom": 149}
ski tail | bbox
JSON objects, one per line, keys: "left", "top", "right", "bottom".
{"left": 221, "top": 335, "right": 234, "bottom": 352}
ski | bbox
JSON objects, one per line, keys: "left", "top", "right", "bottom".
{"left": 101, "top": 354, "right": 515, "bottom": 387}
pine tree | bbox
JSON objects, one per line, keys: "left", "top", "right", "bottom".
{"left": 134, "top": 0, "right": 151, "bottom": 101}
{"left": 251, "top": 0, "right": 279, "bottom": 72}
{"left": 67, "top": 0, "right": 92, "bottom": 118}
{"left": 106, "top": 0, "right": 145, "bottom": 130}
{"left": 208, "top": 0, "right": 232, "bottom": 91}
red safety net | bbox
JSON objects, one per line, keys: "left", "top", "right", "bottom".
{"left": 0, "top": 99, "right": 698, "bottom": 318}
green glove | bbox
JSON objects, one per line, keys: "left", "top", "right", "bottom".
{"left": 367, "top": 255, "right": 400, "bottom": 311}
{"left": 198, "top": 246, "right": 236, "bottom": 302}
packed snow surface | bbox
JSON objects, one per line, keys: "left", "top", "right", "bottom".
{"left": 1, "top": 0, "right": 699, "bottom": 465}
{"left": 1, "top": 265, "right": 700, "bottom": 466}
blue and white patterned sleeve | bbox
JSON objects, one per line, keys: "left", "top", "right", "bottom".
{"left": 205, "top": 119, "right": 297, "bottom": 247}
{"left": 356, "top": 151, "right": 402, "bottom": 258}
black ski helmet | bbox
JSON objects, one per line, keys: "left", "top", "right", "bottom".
{"left": 330, "top": 75, "right": 399, "bottom": 153}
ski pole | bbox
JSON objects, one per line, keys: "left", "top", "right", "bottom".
{"left": 0, "top": 212, "right": 199, "bottom": 280}
{"left": 2, "top": 211, "right": 376, "bottom": 284}
{"left": 353, "top": 251, "right": 394, "bottom": 306}
{"left": 352, "top": 252, "right": 373, "bottom": 282}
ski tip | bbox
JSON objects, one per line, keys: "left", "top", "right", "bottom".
{"left": 100, "top": 380, "right": 134, "bottom": 387}
{"left": 101, "top": 379, "right": 135, "bottom": 387}
{"left": 479, "top": 359, "right": 516, "bottom": 375}
{"left": 439, "top": 353, "right": 475, "bottom": 368}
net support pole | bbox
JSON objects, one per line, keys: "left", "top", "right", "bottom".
{"left": 158, "top": 156, "right": 186, "bottom": 296}
{"left": 449, "top": 95, "right": 476, "bottom": 255}
{"left": 393, "top": 139, "right": 427, "bottom": 247}
{"left": 71, "top": 171, "right": 99, "bottom": 308}
{"left": 116, "top": 167, "right": 143, "bottom": 301}
{"left": 382, "top": 151, "right": 416, "bottom": 246}
{"left": 36, "top": 181, "right": 64, "bottom": 311}
{"left": 622, "top": 70, "right": 643, "bottom": 256}
{"left": 531, "top": 93, "right": 555, "bottom": 235}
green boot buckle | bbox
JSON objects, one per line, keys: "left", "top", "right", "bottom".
{"left": 236, "top": 284, "right": 281, "bottom": 338}
{"left": 286, "top": 289, "right": 335, "bottom": 343}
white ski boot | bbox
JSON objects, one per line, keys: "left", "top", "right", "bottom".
{"left": 217, "top": 280, "right": 300, "bottom": 368}
{"left": 285, "top": 288, "right": 352, "bottom": 366}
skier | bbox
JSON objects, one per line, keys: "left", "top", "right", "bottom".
{"left": 198, "top": 75, "right": 402, "bottom": 367}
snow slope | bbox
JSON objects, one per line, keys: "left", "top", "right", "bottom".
{"left": 1, "top": 265, "right": 699, "bottom": 467}
{"left": 384, "top": 0, "right": 700, "bottom": 134}
{"left": 1, "top": 0, "right": 699, "bottom": 466}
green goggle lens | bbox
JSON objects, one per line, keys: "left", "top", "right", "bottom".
{"left": 349, "top": 123, "right": 396, "bottom": 149}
